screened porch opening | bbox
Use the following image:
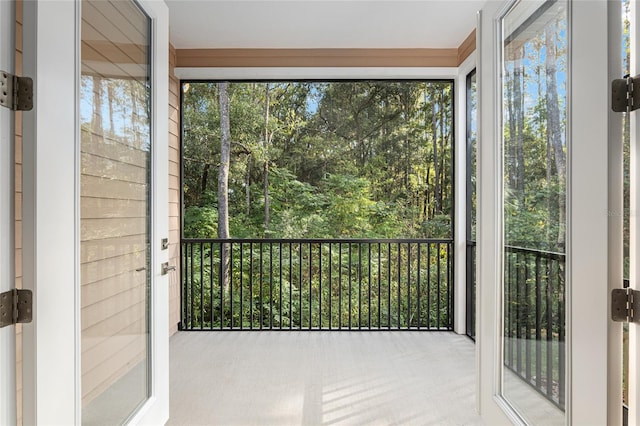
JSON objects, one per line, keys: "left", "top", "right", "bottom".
{"left": 179, "top": 80, "right": 456, "bottom": 332}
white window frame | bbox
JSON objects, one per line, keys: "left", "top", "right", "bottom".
{"left": 176, "top": 65, "right": 473, "bottom": 338}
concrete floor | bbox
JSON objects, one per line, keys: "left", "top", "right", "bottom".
{"left": 167, "top": 331, "right": 483, "bottom": 426}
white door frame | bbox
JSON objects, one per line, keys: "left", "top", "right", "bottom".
{"left": 477, "top": 0, "right": 611, "bottom": 424}
{"left": 0, "top": 0, "right": 16, "bottom": 424}
{"left": 21, "top": 1, "right": 169, "bottom": 424}
{"left": 454, "top": 51, "right": 477, "bottom": 337}
{"left": 629, "top": 1, "right": 640, "bottom": 424}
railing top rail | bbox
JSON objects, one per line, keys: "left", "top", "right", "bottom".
{"left": 504, "top": 244, "right": 565, "bottom": 260}
{"left": 182, "top": 237, "right": 454, "bottom": 244}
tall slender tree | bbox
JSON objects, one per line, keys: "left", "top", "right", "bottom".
{"left": 218, "top": 82, "right": 231, "bottom": 288}
{"left": 545, "top": 22, "right": 566, "bottom": 248}
{"left": 263, "top": 83, "right": 271, "bottom": 232}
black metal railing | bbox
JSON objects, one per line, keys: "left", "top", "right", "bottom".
{"left": 504, "top": 245, "right": 566, "bottom": 410}
{"left": 181, "top": 238, "right": 453, "bottom": 331}
{"left": 465, "top": 240, "right": 476, "bottom": 340}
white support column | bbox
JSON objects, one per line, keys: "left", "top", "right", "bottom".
{"left": 454, "top": 52, "right": 476, "bottom": 336}
{"left": 570, "top": 1, "right": 610, "bottom": 425}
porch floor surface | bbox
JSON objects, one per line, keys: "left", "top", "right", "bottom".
{"left": 167, "top": 331, "right": 482, "bottom": 426}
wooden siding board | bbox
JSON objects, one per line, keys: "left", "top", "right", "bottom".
{"left": 14, "top": 164, "right": 21, "bottom": 192}
{"left": 82, "top": 334, "right": 142, "bottom": 381}
{"left": 81, "top": 317, "right": 144, "bottom": 356}
{"left": 81, "top": 234, "right": 147, "bottom": 263}
{"left": 15, "top": 136, "right": 21, "bottom": 162}
{"left": 81, "top": 249, "right": 147, "bottom": 285}
{"left": 15, "top": 192, "right": 21, "bottom": 221}
{"left": 168, "top": 43, "right": 181, "bottom": 335}
{"left": 82, "top": 270, "right": 146, "bottom": 307}
{"left": 176, "top": 48, "right": 460, "bottom": 68}
{"left": 82, "top": 338, "right": 146, "bottom": 401}
{"left": 81, "top": 285, "right": 146, "bottom": 330}
{"left": 81, "top": 175, "right": 147, "bottom": 201}
{"left": 457, "top": 29, "right": 476, "bottom": 65}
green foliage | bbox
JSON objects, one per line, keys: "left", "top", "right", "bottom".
{"left": 184, "top": 206, "right": 217, "bottom": 238}
{"left": 182, "top": 81, "right": 454, "bottom": 239}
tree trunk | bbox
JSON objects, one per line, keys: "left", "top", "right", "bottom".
{"left": 438, "top": 87, "right": 446, "bottom": 212}
{"left": 514, "top": 50, "right": 525, "bottom": 203}
{"left": 545, "top": 22, "right": 566, "bottom": 248}
{"left": 263, "top": 83, "right": 270, "bottom": 233}
{"left": 107, "top": 82, "right": 115, "bottom": 135}
{"left": 92, "top": 76, "right": 103, "bottom": 135}
{"left": 432, "top": 90, "right": 441, "bottom": 214}
{"left": 245, "top": 155, "right": 251, "bottom": 216}
{"left": 507, "top": 68, "right": 516, "bottom": 192}
{"left": 201, "top": 162, "right": 210, "bottom": 197}
{"left": 218, "top": 82, "right": 231, "bottom": 290}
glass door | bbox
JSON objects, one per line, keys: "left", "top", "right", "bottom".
{"left": 80, "top": 1, "right": 152, "bottom": 423}
{"left": 478, "top": 0, "right": 612, "bottom": 424}
{"left": 499, "top": 1, "right": 567, "bottom": 424}
{"left": 466, "top": 69, "right": 477, "bottom": 341}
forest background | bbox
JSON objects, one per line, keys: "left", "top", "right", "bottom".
{"left": 182, "top": 80, "right": 455, "bottom": 241}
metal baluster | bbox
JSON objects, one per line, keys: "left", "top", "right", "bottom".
{"left": 349, "top": 243, "right": 352, "bottom": 330}
{"left": 219, "top": 242, "right": 223, "bottom": 330}
{"left": 279, "top": 242, "right": 283, "bottom": 330}
{"left": 240, "top": 242, "right": 243, "bottom": 330}
{"left": 329, "top": 243, "right": 332, "bottom": 330}
{"left": 289, "top": 243, "right": 293, "bottom": 330}
{"left": 249, "top": 242, "right": 253, "bottom": 330}
{"left": 319, "top": 243, "right": 322, "bottom": 329}
{"left": 378, "top": 243, "right": 381, "bottom": 329}
{"left": 358, "top": 243, "right": 362, "bottom": 330}
{"left": 535, "top": 252, "right": 542, "bottom": 388}
{"left": 339, "top": 243, "right": 342, "bottom": 330}
{"left": 397, "top": 242, "right": 401, "bottom": 330}
{"left": 427, "top": 243, "right": 431, "bottom": 330}
{"left": 407, "top": 243, "right": 411, "bottom": 329}
{"left": 417, "top": 243, "right": 421, "bottom": 329}
{"left": 230, "top": 242, "right": 234, "bottom": 329}
{"left": 368, "top": 243, "right": 371, "bottom": 329}
{"left": 388, "top": 242, "right": 391, "bottom": 330}
{"left": 309, "top": 243, "right": 312, "bottom": 330}
{"left": 259, "top": 242, "right": 263, "bottom": 329}
{"left": 299, "top": 243, "right": 303, "bottom": 330}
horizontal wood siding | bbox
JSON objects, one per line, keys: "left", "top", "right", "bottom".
{"left": 176, "top": 47, "right": 460, "bottom": 68}
{"left": 457, "top": 30, "right": 476, "bottom": 65}
{"left": 175, "top": 33, "right": 477, "bottom": 68}
{"left": 80, "top": 0, "right": 150, "bottom": 409}
{"left": 169, "top": 44, "right": 181, "bottom": 335}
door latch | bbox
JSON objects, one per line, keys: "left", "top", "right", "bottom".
{"left": 0, "top": 289, "right": 33, "bottom": 328}
{"left": 162, "top": 262, "right": 176, "bottom": 275}
{"left": 612, "top": 287, "right": 639, "bottom": 322}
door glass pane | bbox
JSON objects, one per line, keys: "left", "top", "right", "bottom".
{"left": 80, "top": 0, "right": 151, "bottom": 424}
{"left": 466, "top": 69, "right": 477, "bottom": 340}
{"left": 501, "top": 1, "right": 567, "bottom": 424}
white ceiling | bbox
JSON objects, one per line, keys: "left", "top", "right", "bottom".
{"left": 166, "top": 0, "right": 486, "bottom": 49}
